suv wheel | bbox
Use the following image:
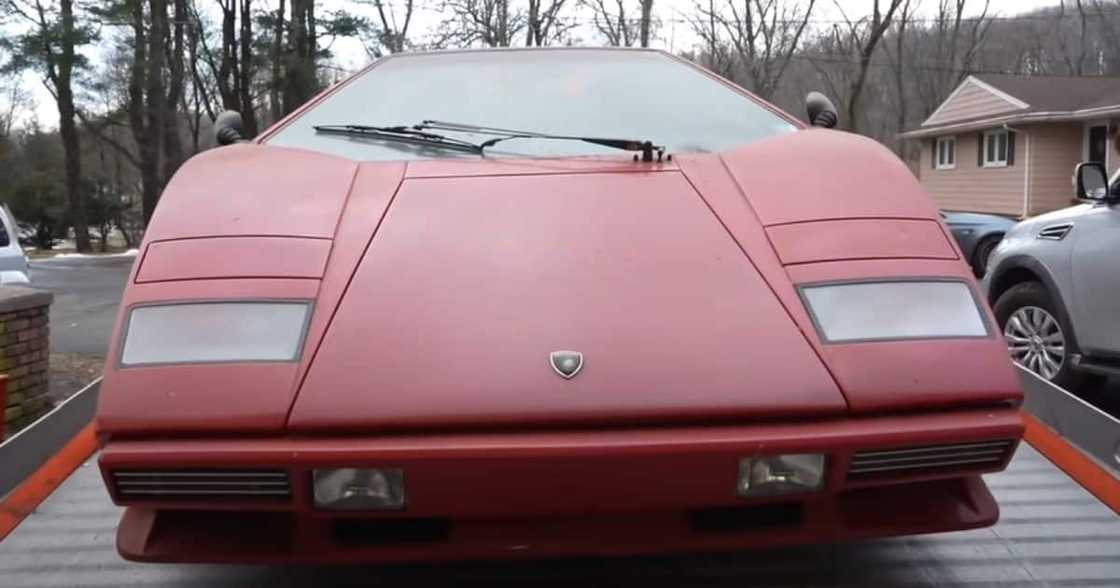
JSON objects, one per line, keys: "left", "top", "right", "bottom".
{"left": 993, "top": 281, "right": 1081, "bottom": 388}
{"left": 972, "top": 235, "right": 1002, "bottom": 277}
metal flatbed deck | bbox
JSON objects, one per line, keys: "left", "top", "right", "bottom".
{"left": 1, "top": 370, "right": 1118, "bottom": 587}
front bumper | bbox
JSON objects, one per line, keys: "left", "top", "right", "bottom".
{"left": 99, "top": 407, "right": 1023, "bottom": 563}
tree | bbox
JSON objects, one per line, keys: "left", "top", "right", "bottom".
{"left": 162, "top": 0, "right": 187, "bottom": 183}
{"left": 690, "top": 0, "right": 816, "bottom": 100}
{"left": 880, "top": 0, "right": 914, "bottom": 152}
{"left": 583, "top": 0, "right": 655, "bottom": 47}
{"left": 584, "top": 0, "right": 637, "bottom": 46}
{"left": 5, "top": 125, "right": 68, "bottom": 249}
{"left": 439, "top": 0, "right": 524, "bottom": 47}
{"left": 638, "top": 0, "right": 653, "bottom": 47}
{"left": 3, "top": 0, "right": 95, "bottom": 251}
{"left": 359, "top": 0, "right": 416, "bottom": 55}
{"left": 0, "top": 82, "right": 30, "bottom": 140}
{"left": 272, "top": 0, "right": 366, "bottom": 115}
{"left": 842, "top": 0, "right": 904, "bottom": 133}
{"left": 282, "top": 0, "right": 319, "bottom": 113}
{"left": 526, "top": 0, "right": 572, "bottom": 46}
{"left": 806, "top": 0, "right": 903, "bottom": 133}
{"left": 206, "top": 0, "right": 260, "bottom": 135}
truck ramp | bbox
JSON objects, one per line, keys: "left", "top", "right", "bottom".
{"left": 0, "top": 371, "right": 1117, "bottom": 587}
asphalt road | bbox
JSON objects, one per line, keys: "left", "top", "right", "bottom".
{"left": 30, "top": 254, "right": 135, "bottom": 355}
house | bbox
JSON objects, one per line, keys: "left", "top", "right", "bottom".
{"left": 901, "top": 74, "right": 1120, "bottom": 218}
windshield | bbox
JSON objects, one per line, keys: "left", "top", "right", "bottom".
{"left": 264, "top": 49, "right": 797, "bottom": 161}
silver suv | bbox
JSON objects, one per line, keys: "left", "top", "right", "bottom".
{"left": 983, "top": 162, "right": 1119, "bottom": 388}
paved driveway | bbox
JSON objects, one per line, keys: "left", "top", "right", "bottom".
{"left": 30, "top": 255, "right": 135, "bottom": 355}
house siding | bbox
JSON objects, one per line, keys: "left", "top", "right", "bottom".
{"left": 1027, "top": 123, "right": 1081, "bottom": 215}
{"left": 923, "top": 80, "right": 1024, "bottom": 127}
{"left": 918, "top": 132, "right": 1025, "bottom": 216}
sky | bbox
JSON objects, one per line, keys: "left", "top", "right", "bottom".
{"left": 2, "top": 0, "right": 1066, "bottom": 129}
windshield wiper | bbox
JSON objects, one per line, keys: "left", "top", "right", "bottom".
{"left": 313, "top": 124, "right": 484, "bottom": 155}
{"left": 417, "top": 120, "right": 666, "bottom": 162}
{"left": 314, "top": 122, "right": 666, "bottom": 162}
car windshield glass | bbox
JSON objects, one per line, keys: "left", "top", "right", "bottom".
{"left": 265, "top": 50, "right": 797, "bottom": 161}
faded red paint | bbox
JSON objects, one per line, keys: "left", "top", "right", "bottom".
{"left": 765, "top": 219, "right": 957, "bottom": 265}
{"left": 96, "top": 51, "right": 1023, "bottom": 564}
{"left": 137, "top": 237, "right": 332, "bottom": 283}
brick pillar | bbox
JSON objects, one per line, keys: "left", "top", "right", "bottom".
{"left": 0, "top": 287, "right": 53, "bottom": 437}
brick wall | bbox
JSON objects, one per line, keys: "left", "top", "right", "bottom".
{"left": 0, "top": 287, "right": 53, "bottom": 437}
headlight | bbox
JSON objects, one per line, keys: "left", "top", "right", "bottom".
{"left": 737, "top": 454, "right": 825, "bottom": 497}
{"left": 120, "top": 301, "right": 311, "bottom": 366}
{"left": 313, "top": 468, "right": 406, "bottom": 510}
{"left": 799, "top": 280, "right": 988, "bottom": 343}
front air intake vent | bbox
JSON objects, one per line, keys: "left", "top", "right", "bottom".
{"left": 112, "top": 469, "right": 291, "bottom": 501}
{"left": 848, "top": 439, "right": 1015, "bottom": 480}
{"left": 1038, "top": 223, "right": 1073, "bottom": 240}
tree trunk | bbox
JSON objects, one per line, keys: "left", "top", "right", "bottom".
{"left": 271, "top": 0, "right": 286, "bottom": 123}
{"left": 57, "top": 0, "right": 91, "bottom": 252}
{"left": 141, "top": 0, "right": 168, "bottom": 223}
{"left": 162, "top": 0, "right": 187, "bottom": 185}
{"left": 283, "top": 0, "right": 317, "bottom": 114}
{"left": 845, "top": 0, "right": 902, "bottom": 134}
{"left": 239, "top": 0, "right": 259, "bottom": 136}
{"left": 639, "top": 0, "right": 653, "bottom": 47}
{"left": 218, "top": 0, "right": 238, "bottom": 109}
{"left": 527, "top": 0, "right": 539, "bottom": 46}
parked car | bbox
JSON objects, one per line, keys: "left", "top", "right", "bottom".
{"left": 95, "top": 48, "right": 1023, "bottom": 565}
{"left": 940, "top": 211, "right": 1016, "bottom": 277}
{"left": 984, "top": 162, "right": 1120, "bottom": 388}
{"left": 0, "top": 204, "right": 30, "bottom": 285}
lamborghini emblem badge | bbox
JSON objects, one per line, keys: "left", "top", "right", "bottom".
{"left": 549, "top": 350, "right": 584, "bottom": 379}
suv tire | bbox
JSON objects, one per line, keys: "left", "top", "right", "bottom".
{"left": 992, "top": 281, "right": 1083, "bottom": 389}
{"left": 972, "top": 235, "right": 1002, "bottom": 277}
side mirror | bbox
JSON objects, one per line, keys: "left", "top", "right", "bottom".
{"left": 214, "top": 110, "right": 245, "bottom": 146}
{"left": 805, "top": 92, "right": 839, "bottom": 129}
{"left": 1074, "top": 162, "right": 1110, "bottom": 201}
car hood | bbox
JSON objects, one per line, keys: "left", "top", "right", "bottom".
{"left": 942, "top": 212, "right": 1016, "bottom": 229}
{"left": 998, "top": 203, "right": 1094, "bottom": 244}
{"left": 287, "top": 168, "right": 845, "bottom": 431}
{"left": 98, "top": 131, "right": 1022, "bottom": 436}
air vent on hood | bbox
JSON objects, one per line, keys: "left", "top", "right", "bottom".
{"left": 847, "top": 439, "right": 1015, "bottom": 480}
{"left": 1038, "top": 223, "right": 1073, "bottom": 241}
{"left": 111, "top": 469, "right": 291, "bottom": 501}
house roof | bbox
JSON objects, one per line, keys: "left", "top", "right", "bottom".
{"left": 901, "top": 73, "right": 1120, "bottom": 138}
{"left": 975, "top": 74, "right": 1120, "bottom": 111}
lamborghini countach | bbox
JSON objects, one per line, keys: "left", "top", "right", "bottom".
{"left": 95, "top": 48, "right": 1023, "bottom": 563}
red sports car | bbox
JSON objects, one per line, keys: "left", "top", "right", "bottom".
{"left": 96, "top": 48, "right": 1023, "bottom": 564}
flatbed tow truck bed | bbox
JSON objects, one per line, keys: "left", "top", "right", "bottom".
{"left": 1, "top": 369, "right": 1118, "bottom": 587}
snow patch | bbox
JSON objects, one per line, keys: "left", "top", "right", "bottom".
{"left": 47, "top": 249, "right": 139, "bottom": 260}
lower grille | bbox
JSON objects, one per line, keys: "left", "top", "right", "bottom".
{"left": 848, "top": 439, "right": 1015, "bottom": 480}
{"left": 111, "top": 469, "right": 291, "bottom": 500}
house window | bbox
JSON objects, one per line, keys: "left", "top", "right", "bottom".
{"left": 935, "top": 137, "right": 956, "bottom": 169}
{"left": 982, "top": 130, "right": 1009, "bottom": 167}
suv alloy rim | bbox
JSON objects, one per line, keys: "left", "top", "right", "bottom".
{"left": 1004, "top": 306, "right": 1065, "bottom": 380}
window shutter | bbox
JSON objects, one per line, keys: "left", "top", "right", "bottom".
{"left": 932, "top": 139, "right": 937, "bottom": 168}
{"left": 977, "top": 133, "right": 985, "bottom": 166}
{"left": 1007, "top": 131, "right": 1016, "bottom": 165}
